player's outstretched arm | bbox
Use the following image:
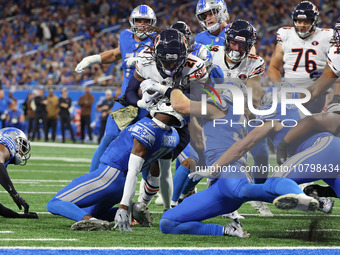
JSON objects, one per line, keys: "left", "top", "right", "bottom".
{"left": 75, "top": 47, "right": 122, "bottom": 73}
{"left": 277, "top": 113, "right": 340, "bottom": 164}
{"left": 305, "top": 65, "right": 338, "bottom": 106}
{"left": 114, "top": 138, "right": 148, "bottom": 231}
{"left": 267, "top": 43, "right": 284, "bottom": 84}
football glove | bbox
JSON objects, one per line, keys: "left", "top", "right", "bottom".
{"left": 188, "top": 168, "right": 221, "bottom": 182}
{"left": 22, "top": 212, "right": 39, "bottom": 219}
{"left": 140, "top": 79, "right": 168, "bottom": 95}
{"left": 10, "top": 193, "right": 29, "bottom": 213}
{"left": 125, "top": 57, "right": 138, "bottom": 68}
{"left": 137, "top": 91, "right": 160, "bottom": 109}
{"left": 114, "top": 208, "right": 132, "bottom": 231}
{"left": 75, "top": 55, "right": 101, "bottom": 73}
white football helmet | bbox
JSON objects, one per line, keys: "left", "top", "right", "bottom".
{"left": 149, "top": 98, "right": 186, "bottom": 128}
{"left": 196, "top": 0, "right": 229, "bottom": 33}
{"left": 0, "top": 127, "right": 31, "bottom": 165}
{"left": 129, "top": 5, "right": 157, "bottom": 39}
{"left": 260, "top": 82, "right": 299, "bottom": 107}
{"left": 324, "top": 103, "right": 340, "bottom": 115}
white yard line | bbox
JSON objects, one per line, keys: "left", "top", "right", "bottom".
{"left": 30, "top": 156, "right": 92, "bottom": 162}
{"left": 0, "top": 231, "right": 13, "bottom": 234}
{"left": 31, "top": 142, "right": 97, "bottom": 148}
{"left": 0, "top": 238, "right": 78, "bottom": 241}
{"left": 286, "top": 229, "right": 340, "bottom": 232}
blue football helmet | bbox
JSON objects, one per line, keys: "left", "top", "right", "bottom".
{"left": 334, "top": 17, "right": 340, "bottom": 46}
{"left": 0, "top": 127, "right": 31, "bottom": 165}
{"left": 260, "top": 82, "right": 299, "bottom": 107}
{"left": 196, "top": 0, "right": 229, "bottom": 33}
{"left": 129, "top": 5, "right": 157, "bottom": 39}
{"left": 170, "top": 21, "right": 192, "bottom": 43}
{"left": 225, "top": 20, "right": 256, "bottom": 63}
{"left": 154, "top": 29, "right": 187, "bottom": 78}
{"left": 291, "top": 1, "right": 319, "bottom": 38}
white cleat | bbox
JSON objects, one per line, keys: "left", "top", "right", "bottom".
{"left": 222, "top": 210, "right": 245, "bottom": 220}
{"left": 70, "top": 219, "right": 111, "bottom": 231}
{"left": 223, "top": 219, "right": 249, "bottom": 238}
{"left": 273, "top": 193, "right": 319, "bottom": 211}
{"left": 250, "top": 201, "right": 274, "bottom": 217}
{"left": 132, "top": 202, "right": 153, "bottom": 227}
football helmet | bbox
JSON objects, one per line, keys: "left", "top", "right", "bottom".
{"left": 149, "top": 98, "right": 186, "bottom": 128}
{"left": 129, "top": 5, "right": 157, "bottom": 39}
{"left": 154, "top": 29, "right": 187, "bottom": 78}
{"left": 260, "top": 82, "right": 299, "bottom": 107}
{"left": 0, "top": 127, "right": 31, "bottom": 165}
{"left": 225, "top": 20, "right": 256, "bottom": 63}
{"left": 291, "top": 1, "right": 319, "bottom": 38}
{"left": 334, "top": 17, "right": 340, "bottom": 46}
{"left": 170, "top": 21, "right": 192, "bottom": 43}
{"left": 196, "top": 0, "right": 229, "bottom": 33}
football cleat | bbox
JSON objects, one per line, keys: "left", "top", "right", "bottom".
{"left": 132, "top": 202, "right": 153, "bottom": 227}
{"left": 155, "top": 194, "right": 163, "bottom": 206}
{"left": 273, "top": 193, "right": 319, "bottom": 211}
{"left": 222, "top": 210, "right": 245, "bottom": 220}
{"left": 70, "top": 219, "right": 111, "bottom": 231}
{"left": 223, "top": 219, "right": 249, "bottom": 238}
{"left": 250, "top": 201, "right": 274, "bottom": 217}
{"left": 315, "top": 197, "right": 335, "bottom": 214}
{"left": 303, "top": 184, "right": 337, "bottom": 198}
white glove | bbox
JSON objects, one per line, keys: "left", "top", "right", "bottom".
{"left": 114, "top": 208, "right": 132, "bottom": 231}
{"left": 137, "top": 91, "right": 160, "bottom": 109}
{"left": 125, "top": 57, "right": 138, "bottom": 68}
{"left": 140, "top": 79, "right": 169, "bottom": 95}
{"left": 188, "top": 168, "right": 221, "bottom": 182}
{"left": 75, "top": 54, "right": 101, "bottom": 73}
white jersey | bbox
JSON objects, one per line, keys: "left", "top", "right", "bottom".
{"left": 277, "top": 27, "right": 334, "bottom": 87}
{"left": 135, "top": 47, "right": 208, "bottom": 86}
{"left": 327, "top": 45, "right": 340, "bottom": 77}
{"left": 209, "top": 45, "right": 265, "bottom": 83}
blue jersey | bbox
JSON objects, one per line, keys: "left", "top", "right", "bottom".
{"left": 0, "top": 135, "right": 17, "bottom": 166}
{"left": 203, "top": 100, "right": 247, "bottom": 166}
{"left": 119, "top": 29, "right": 153, "bottom": 95}
{"left": 194, "top": 25, "right": 230, "bottom": 46}
{"left": 100, "top": 117, "right": 179, "bottom": 173}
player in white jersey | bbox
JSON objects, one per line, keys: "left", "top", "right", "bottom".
{"left": 268, "top": 1, "right": 334, "bottom": 113}
{"left": 209, "top": 19, "right": 272, "bottom": 217}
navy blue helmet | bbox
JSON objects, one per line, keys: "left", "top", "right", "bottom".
{"left": 170, "top": 21, "right": 192, "bottom": 43}
{"left": 334, "top": 17, "right": 340, "bottom": 46}
{"left": 291, "top": 1, "right": 319, "bottom": 38}
{"left": 154, "top": 29, "right": 188, "bottom": 78}
{"left": 224, "top": 20, "right": 256, "bottom": 62}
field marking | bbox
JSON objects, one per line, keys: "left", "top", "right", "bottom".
{"left": 11, "top": 169, "right": 87, "bottom": 174}
{"left": 0, "top": 238, "right": 78, "bottom": 241}
{"left": 30, "top": 156, "right": 92, "bottom": 162}
{"left": 1, "top": 246, "right": 340, "bottom": 250}
{"left": 286, "top": 229, "right": 340, "bottom": 232}
{"left": 0, "top": 191, "right": 56, "bottom": 194}
{"left": 31, "top": 142, "right": 97, "bottom": 149}
{"left": 0, "top": 231, "right": 13, "bottom": 234}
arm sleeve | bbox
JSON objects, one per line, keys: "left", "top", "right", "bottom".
{"left": 0, "top": 163, "right": 17, "bottom": 195}
{"left": 125, "top": 75, "right": 142, "bottom": 106}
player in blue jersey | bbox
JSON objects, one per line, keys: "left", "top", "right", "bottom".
{"left": 0, "top": 127, "right": 37, "bottom": 219}
{"left": 75, "top": 5, "right": 157, "bottom": 173}
{"left": 195, "top": 0, "right": 230, "bottom": 46}
{"left": 46, "top": 99, "right": 183, "bottom": 231}
{"left": 157, "top": 84, "right": 281, "bottom": 237}
{"left": 190, "top": 82, "right": 334, "bottom": 212}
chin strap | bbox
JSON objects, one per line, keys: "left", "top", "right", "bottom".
{"left": 152, "top": 117, "right": 171, "bottom": 130}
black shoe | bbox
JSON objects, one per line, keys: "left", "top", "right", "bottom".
{"left": 303, "top": 184, "right": 337, "bottom": 198}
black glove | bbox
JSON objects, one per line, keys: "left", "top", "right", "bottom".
{"left": 10, "top": 193, "right": 29, "bottom": 213}
{"left": 21, "top": 212, "right": 39, "bottom": 219}
{"left": 309, "top": 70, "right": 323, "bottom": 81}
{"left": 276, "top": 139, "right": 289, "bottom": 165}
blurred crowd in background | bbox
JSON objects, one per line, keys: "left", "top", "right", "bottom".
{"left": 1, "top": 0, "right": 339, "bottom": 89}
{"left": 0, "top": 0, "right": 339, "bottom": 142}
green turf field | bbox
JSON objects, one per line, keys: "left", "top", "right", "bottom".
{"left": 1, "top": 142, "right": 339, "bottom": 248}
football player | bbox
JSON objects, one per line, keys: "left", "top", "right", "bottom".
{"left": 46, "top": 100, "right": 183, "bottom": 231}
{"left": 209, "top": 19, "right": 271, "bottom": 216}
{"left": 194, "top": 0, "right": 230, "bottom": 46}
{"left": 0, "top": 127, "right": 38, "bottom": 219}
{"left": 268, "top": 1, "right": 334, "bottom": 113}
{"left": 75, "top": 5, "right": 157, "bottom": 173}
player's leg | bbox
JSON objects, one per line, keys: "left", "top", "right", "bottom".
{"left": 46, "top": 164, "right": 125, "bottom": 221}
{"left": 160, "top": 178, "right": 244, "bottom": 236}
